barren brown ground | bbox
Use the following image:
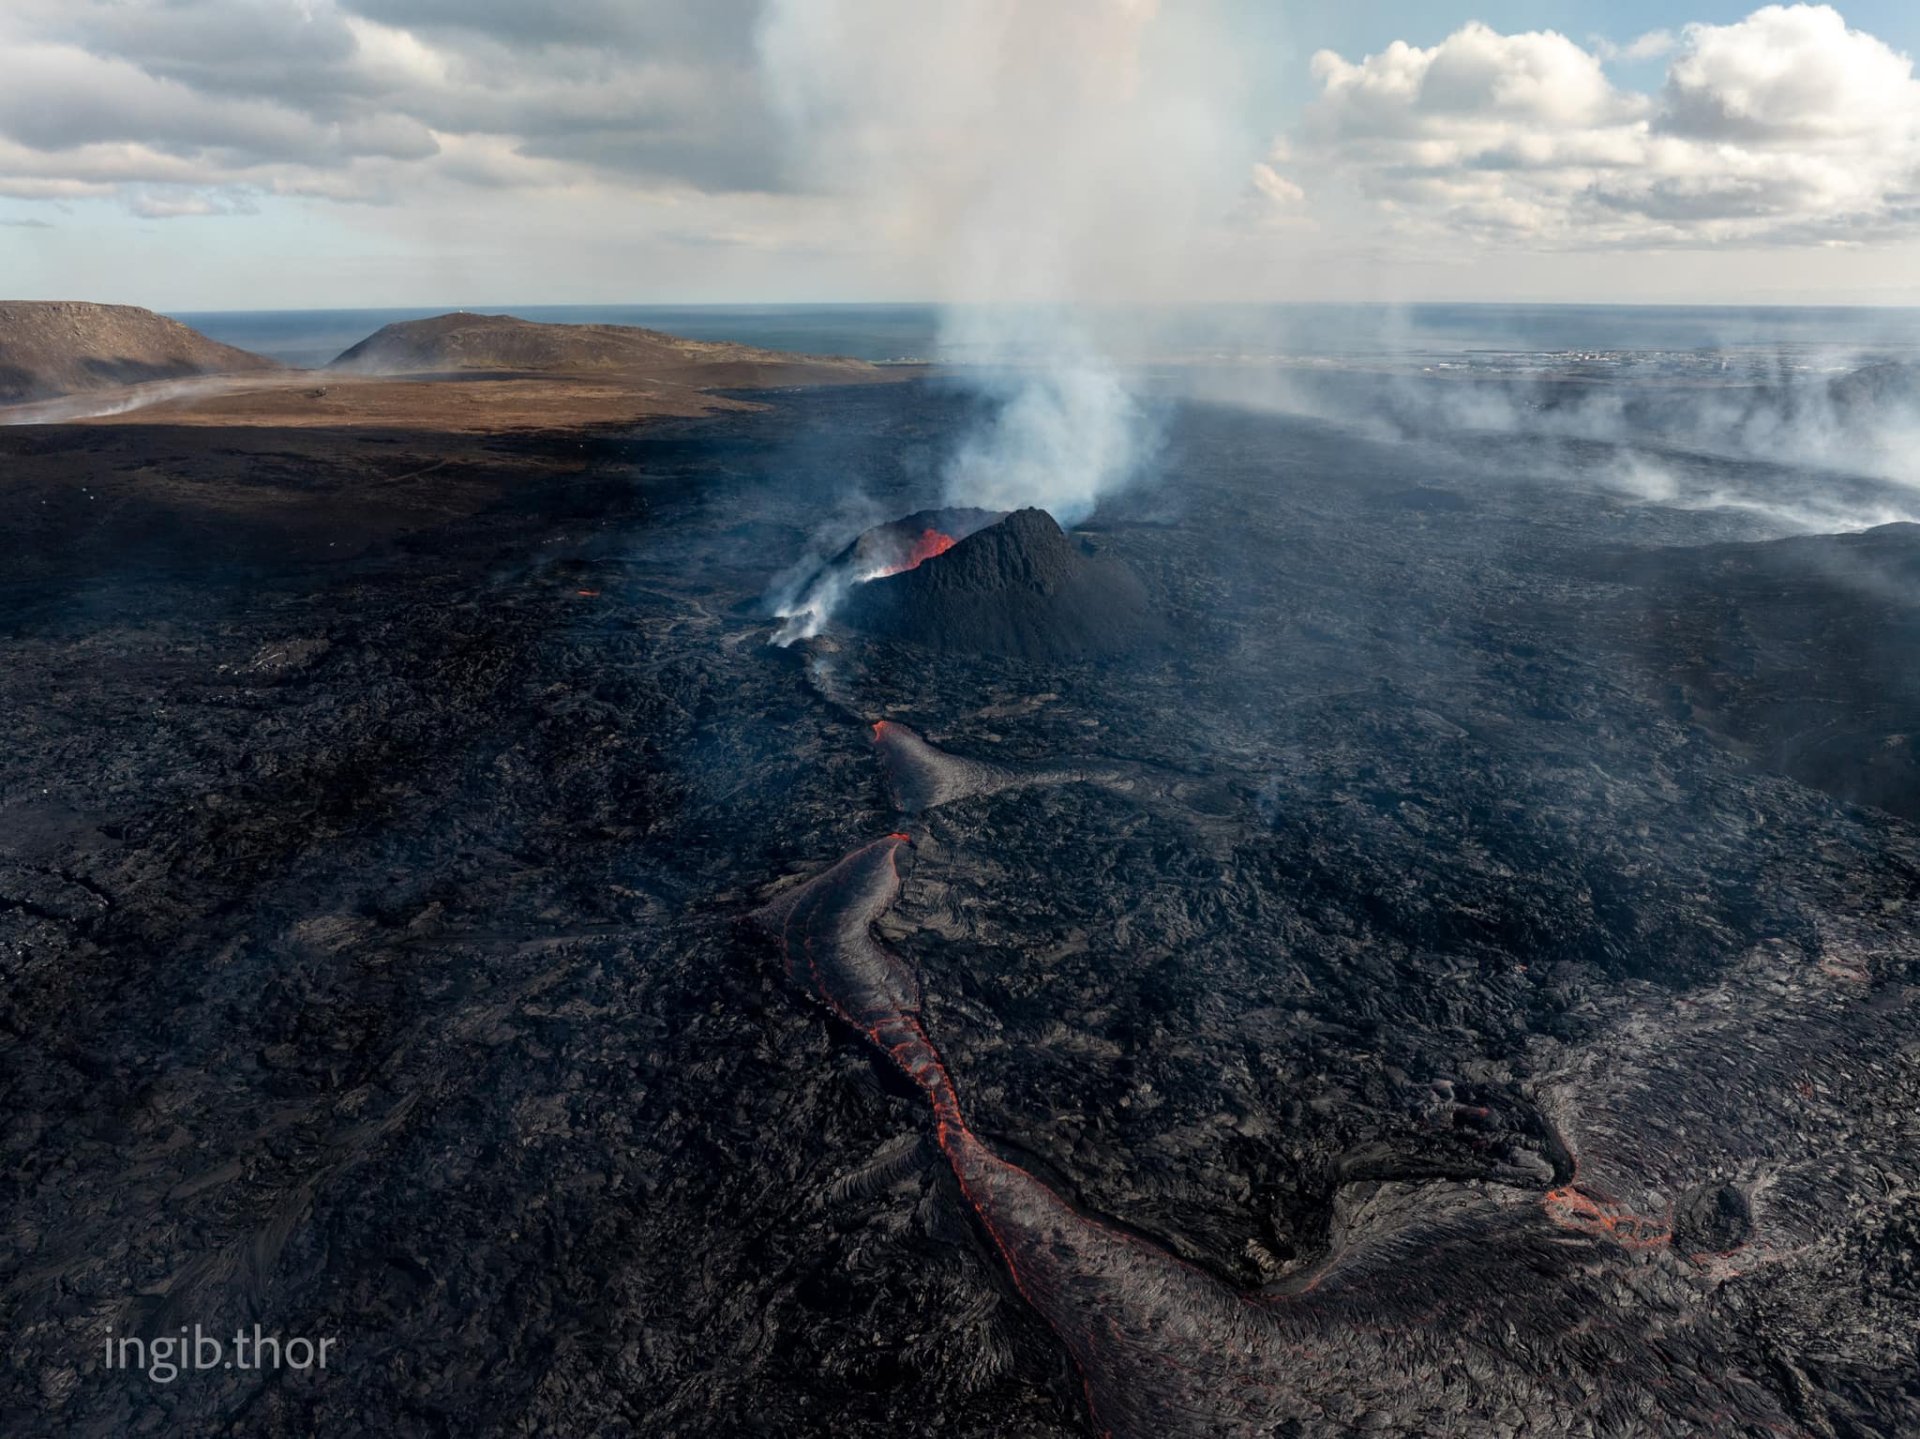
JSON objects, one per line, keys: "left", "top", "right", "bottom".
{"left": 2, "top": 360, "right": 913, "bottom": 432}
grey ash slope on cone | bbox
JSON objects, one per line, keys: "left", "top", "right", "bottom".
{"left": 839, "top": 507, "right": 1164, "bottom": 660}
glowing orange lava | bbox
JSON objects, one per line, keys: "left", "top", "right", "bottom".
{"left": 1543, "top": 1183, "right": 1671, "bottom": 1250}
{"left": 769, "top": 831, "right": 1268, "bottom": 1437}
{"left": 874, "top": 528, "right": 957, "bottom": 578}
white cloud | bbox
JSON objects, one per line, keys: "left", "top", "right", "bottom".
{"left": 1661, "top": 4, "right": 1915, "bottom": 143}
{"left": 1269, "top": 4, "right": 1920, "bottom": 250}
{"left": 1596, "top": 30, "right": 1677, "bottom": 63}
{"left": 0, "top": 0, "right": 781, "bottom": 216}
{"left": 5, "top": 0, "right": 1919, "bottom": 303}
{"left": 1311, "top": 24, "right": 1635, "bottom": 135}
{"left": 1251, "top": 163, "right": 1305, "bottom": 207}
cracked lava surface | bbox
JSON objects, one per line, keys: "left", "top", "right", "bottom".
{"left": 757, "top": 716, "right": 1850, "bottom": 1436}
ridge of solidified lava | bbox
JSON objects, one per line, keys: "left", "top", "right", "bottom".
{"left": 754, "top": 725, "right": 1812, "bottom": 1437}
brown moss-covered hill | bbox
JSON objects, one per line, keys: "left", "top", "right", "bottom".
{"left": 330, "top": 311, "right": 885, "bottom": 389}
{"left": 0, "top": 301, "right": 278, "bottom": 403}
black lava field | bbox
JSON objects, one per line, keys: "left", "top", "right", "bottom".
{"left": 3, "top": 379, "right": 1919, "bottom": 1437}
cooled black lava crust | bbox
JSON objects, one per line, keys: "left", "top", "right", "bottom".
{"left": 838, "top": 506, "right": 1163, "bottom": 659}
{"left": 2, "top": 384, "right": 1918, "bottom": 1437}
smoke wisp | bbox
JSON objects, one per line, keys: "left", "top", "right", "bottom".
{"left": 0, "top": 375, "right": 253, "bottom": 426}
{"left": 939, "top": 328, "right": 1148, "bottom": 526}
{"left": 1177, "top": 341, "right": 1920, "bottom": 538}
{"left": 756, "top": 0, "right": 1253, "bottom": 531}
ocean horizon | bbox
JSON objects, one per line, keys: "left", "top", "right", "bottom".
{"left": 172, "top": 301, "right": 1920, "bottom": 371}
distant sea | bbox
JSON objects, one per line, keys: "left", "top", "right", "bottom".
{"left": 171, "top": 302, "right": 1920, "bottom": 373}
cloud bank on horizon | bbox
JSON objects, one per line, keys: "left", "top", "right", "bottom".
{"left": 0, "top": 1, "right": 1917, "bottom": 303}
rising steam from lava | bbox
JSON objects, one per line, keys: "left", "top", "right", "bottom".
{"left": 882, "top": 527, "right": 957, "bottom": 575}
{"left": 771, "top": 507, "right": 1000, "bottom": 643}
{"left": 755, "top": 0, "right": 1257, "bottom": 525}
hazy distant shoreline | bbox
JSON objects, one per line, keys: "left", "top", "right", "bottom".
{"left": 172, "top": 301, "right": 1920, "bottom": 372}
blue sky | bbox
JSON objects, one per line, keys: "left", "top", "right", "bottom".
{"left": 2, "top": 2, "right": 1919, "bottom": 309}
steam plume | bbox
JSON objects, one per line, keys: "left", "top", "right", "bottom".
{"left": 756, "top": 0, "right": 1252, "bottom": 525}
{"left": 1179, "top": 344, "right": 1920, "bottom": 537}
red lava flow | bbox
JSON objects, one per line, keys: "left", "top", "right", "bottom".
{"left": 757, "top": 834, "right": 1301, "bottom": 1436}
{"left": 1540, "top": 1154, "right": 1671, "bottom": 1250}
{"left": 1542, "top": 1185, "right": 1671, "bottom": 1250}
{"left": 873, "top": 528, "right": 957, "bottom": 578}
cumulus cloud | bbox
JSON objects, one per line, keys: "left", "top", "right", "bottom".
{"left": 8, "top": 0, "right": 1919, "bottom": 293}
{"left": 0, "top": 0, "right": 779, "bottom": 213}
{"left": 1271, "top": 4, "right": 1920, "bottom": 249}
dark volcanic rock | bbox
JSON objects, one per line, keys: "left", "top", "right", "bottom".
{"left": 1672, "top": 1181, "right": 1754, "bottom": 1255}
{"left": 6, "top": 378, "right": 1920, "bottom": 1438}
{"left": 839, "top": 507, "right": 1162, "bottom": 660}
{"left": 1585, "top": 521, "right": 1920, "bottom": 821}
{"left": 1827, "top": 360, "right": 1920, "bottom": 417}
